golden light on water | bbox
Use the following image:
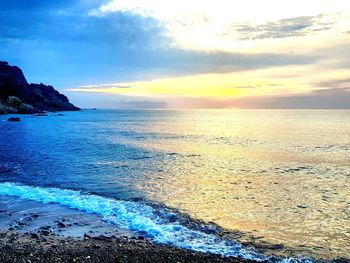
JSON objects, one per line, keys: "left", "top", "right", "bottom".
{"left": 112, "top": 110, "right": 350, "bottom": 259}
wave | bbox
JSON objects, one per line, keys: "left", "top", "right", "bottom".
{"left": 0, "top": 182, "right": 313, "bottom": 263}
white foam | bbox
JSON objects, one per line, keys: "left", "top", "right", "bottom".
{"left": 0, "top": 182, "right": 313, "bottom": 262}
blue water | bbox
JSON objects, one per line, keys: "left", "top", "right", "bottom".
{"left": 0, "top": 111, "right": 165, "bottom": 197}
{"left": 0, "top": 110, "right": 349, "bottom": 262}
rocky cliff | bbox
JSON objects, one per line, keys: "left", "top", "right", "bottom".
{"left": 0, "top": 61, "right": 79, "bottom": 114}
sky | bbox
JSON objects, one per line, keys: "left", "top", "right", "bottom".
{"left": 0, "top": 0, "right": 349, "bottom": 109}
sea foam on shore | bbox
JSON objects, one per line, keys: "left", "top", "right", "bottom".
{"left": 0, "top": 182, "right": 314, "bottom": 263}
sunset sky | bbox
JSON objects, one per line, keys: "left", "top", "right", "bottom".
{"left": 1, "top": 0, "right": 349, "bottom": 108}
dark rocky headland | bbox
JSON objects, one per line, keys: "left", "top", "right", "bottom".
{"left": 0, "top": 61, "right": 79, "bottom": 114}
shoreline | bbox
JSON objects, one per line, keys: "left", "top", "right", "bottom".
{"left": 0, "top": 188, "right": 345, "bottom": 263}
{"left": 0, "top": 231, "right": 256, "bottom": 263}
{"left": 0, "top": 195, "right": 258, "bottom": 263}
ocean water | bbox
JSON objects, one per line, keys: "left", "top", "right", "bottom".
{"left": 0, "top": 110, "right": 349, "bottom": 261}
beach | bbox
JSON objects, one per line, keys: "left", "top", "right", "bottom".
{"left": 0, "top": 231, "right": 256, "bottom": 263}
{"left": 0, "top": 196, "right": 255, "bottom": 263}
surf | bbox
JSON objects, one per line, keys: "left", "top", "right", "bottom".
{"left": 0, "top": 182, "right": 312, "bottom": 263}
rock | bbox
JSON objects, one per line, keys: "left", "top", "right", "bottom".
{"left": 297, "top": 205, "right": 308, "bottom": 209}
{"left": 0, "top": 61, "right": 79, "bottom": 114}
{"left": 33, "top": 113, "right": 48, "bottom": 117}
{"left": 334, "top": 257, "right": 350, "bottom": 263}
{"left": 24, "top": 216, "right": 33, "bottom": 221}
{"left": 40, "top": 230, "right": 51, "bottom": 236}
{"left": 8, "top": 117, "right": 20, "bottom": 122}
{"left": 30, "top": 233, "right": 39, "bottom": 239}
{"left": 96, "top": 235, "right": 112, "bottom": 241}
{"left": 57, "top": 222, "right": 67, "bottom": 228}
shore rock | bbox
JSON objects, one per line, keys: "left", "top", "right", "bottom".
{"left": 0, "top": 61, "right": 79, "bottom": 114}
{"left": 57, "top": 222, "right": 67, "bottom": 228}
{"left": 7, "top": 117, "right": 20, "bottom": 122}
{"left": 33, "top": 113, "right": 49, "bottom": 117}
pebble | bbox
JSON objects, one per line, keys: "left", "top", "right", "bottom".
{"left": 30, "top": 233, "right": 39, "bottom": 239}
{"left": 297, "top": 205, "right": 308, "bottom": 209}
{"left": 40, "top": 230, "right": 51, "bottom": 236}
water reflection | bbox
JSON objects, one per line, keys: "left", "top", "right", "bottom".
{"left": 130, "top": 110, "right": 350, "bottom": 260}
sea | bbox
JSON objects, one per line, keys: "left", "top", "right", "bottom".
{"left": 0, "top": 109, "right": 349, "bottom": 262}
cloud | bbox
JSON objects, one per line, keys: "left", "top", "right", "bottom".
{"left": 163, "top": 88, "right": 350, "bottom": 109}
{"left": 66, "top": 90, "right": 167, "bottom": 109}
{"left": 0, "top": 0, "right": 341, "bottom": 86}
{"left": 1, "top": 0, "right": 349, "bottom": 110}
{"left": 317, "top": 78, "right": 350, "bottom": 88}
{"left": 234, "top": 86, "right": 257, "bottom": 89}
{"left": 124, "top": 49, "right": 320, "bottom": 84}
{"left": 66, "top": 63, "right": 321, "bottom": 99}
{"left": 230, "top": 88, "right": 350, "bottom": 109}
{"left": 230, "top": 15, "right": 335, "bottom": 40}
{"left": 95, "top": 0, "right": 350, "bottom": 53}
{"left": 116, "top": 100, "right": 167, "bottom": 109}
{"left": 0, "top": 2, "right": 165, "bottom": 46}
{"left": 0, "top": 0, "right": 75, "bottom": 40}
{"left": 233, "top": 84, "right": 280, "bottom": 89}
{"left": 80, "top": 84, "right": 132, "bottom": 89}
{"left": 0, "top": 1, "right": 169, "bottom": 87}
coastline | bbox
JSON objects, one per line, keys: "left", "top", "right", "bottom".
{"left": 0, "top": 231, "right": 255, "bottom": 263}
{"left": 0, "top": 195, "right": 257, "bottom": 263}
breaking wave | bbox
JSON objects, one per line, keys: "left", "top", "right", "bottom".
{"left": 0, "top": 182, "right": 313, "bottom": 263}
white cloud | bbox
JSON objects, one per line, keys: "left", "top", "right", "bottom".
{"left": 92, "top": 0, "right": 350, "bottom": 53}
